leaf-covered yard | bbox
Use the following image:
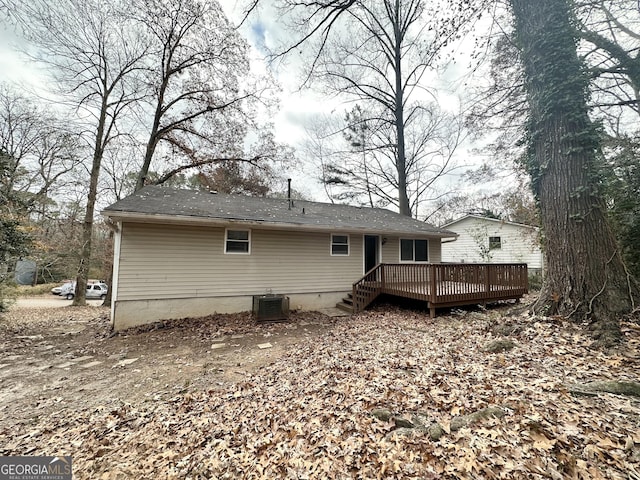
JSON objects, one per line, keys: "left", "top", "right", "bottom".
{"left": 2, "top": 303, "right": 639, "bottom": 479}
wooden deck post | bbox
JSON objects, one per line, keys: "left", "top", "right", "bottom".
{"left": 429, "top": 265, "right": 437, "bottom": 303}
{"left": 429, "top": 265, "right": 437, "bottom": 319}
{"left": 485, "top": 265, "right": 491, "bottom": 297}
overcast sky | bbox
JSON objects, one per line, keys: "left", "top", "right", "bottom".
{"left": 219, "top": 0, "right": 487, "bottom": 204}
{"left": 0, "top": 23, "right": 38, "bottom": 85}
{"left": 223, "top": 2, "right": 354, "bottom": 147}
{"left": 0, "top": 1, "right": 344, "bottom": 198}
{"left": 223, "top": 0, "right": 471, "bottom": 136}
{"left": 0, "top": 0, "right": 498, "bottom": 209}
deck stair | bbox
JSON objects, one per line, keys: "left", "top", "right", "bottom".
{"left": 335, "top": 292, "right": 354, "bottom": 313}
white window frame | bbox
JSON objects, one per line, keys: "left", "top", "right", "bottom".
{"left": 330, "top": 234, "right": 350, "bottom": 256}
{"left": 489, "top": 236, "right": 502, "bottom": 250}
{"left": 399, "top": 238, "right": 429, "bottom": 263}
{"left": 225, "top": 228, "right": 251, "bottom": 254}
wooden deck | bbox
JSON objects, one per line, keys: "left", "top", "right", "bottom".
{"left": 352, "top": 263, "right": 528, "bottom": 317}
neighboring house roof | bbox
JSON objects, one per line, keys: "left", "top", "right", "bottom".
{"left": 103, "top": 186, "right": 457, "bottom": 238}
{"left": 442, "top": 214, "right": 539, "bottom": 231}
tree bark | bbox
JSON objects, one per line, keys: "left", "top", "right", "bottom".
{"left": 392, "top": 0, "right": 411, "bottom": 217}
{"left": 73, "top": 97, "right": 107, "bottom": 306}
{"left": 134, "top": 61, "right": 168, "bottom": 192}
{"left": 511, "top": 0, "right": 638, "bottom": 345}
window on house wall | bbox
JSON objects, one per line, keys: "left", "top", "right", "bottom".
{"left": 331, "top": 234, "right": 349, "bottom": 255}
{"left": 225, "top": 229, "right": 251, "bottom": 254}
{"left": 489, "top": 236, "right": 502, "bottom": 250}
{"left": 400, "top": 239, "right": 429, "bottom": 262}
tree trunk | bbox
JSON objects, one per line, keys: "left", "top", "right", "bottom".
{"left": 135, "top": 137, "right": 158, "bottom": 192}
{"left": 392, "top": 0, "right": 411, "bottom": 217}
{"left": 135, "top": 46, "right": 171, "bottom": 192}
{"left": 135, "top": 96, "right": 164, "bottom": 191}
{"left": 511, "top": 0, "right": 638, "bottom": 345}
{"left": 73, "top": 98, "right": 108, "bottom": 306}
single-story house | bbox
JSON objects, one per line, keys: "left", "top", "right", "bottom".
{"left": 102, "top": 186, "right": 457, "bottom": 330}
{"left": 441, "top": 215, "right": 543, "bottom": 275}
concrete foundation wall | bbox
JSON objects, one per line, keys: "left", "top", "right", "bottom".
{"left": 112, "top": 291, "right": 347, "bottom": 331}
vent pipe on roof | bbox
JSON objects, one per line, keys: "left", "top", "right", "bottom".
{"left": 287, "top": 178, "right": 292, "bottom": 210}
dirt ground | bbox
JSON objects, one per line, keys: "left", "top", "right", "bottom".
{"left": 13, "top": 297, "right": 105, "bottom": 308}
{"left": 0, "top": 298, "right": 339, "bottom": 434}
{"left": 1, "top": 297, "right": 639, "bottom": 477}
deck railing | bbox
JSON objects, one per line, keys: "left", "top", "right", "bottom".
{"left": 352, "top": 263, "right": 528, "bottom": 314}
{"left": 352, "top": 265, "right": 384, "bottom": 312}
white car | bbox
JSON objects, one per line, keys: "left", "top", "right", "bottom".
{"left": 52, "top": 279, "right": 105, "bottom": 295}
{"left": 51, "top": 282, "right": 73, "bottom": 295}
{"left": 59, "top": 282, "right": 108, "bottom": 300}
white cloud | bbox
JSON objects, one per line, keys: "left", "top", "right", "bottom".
{"left": 0, "top": 24, "right": 41, "bottom": 86}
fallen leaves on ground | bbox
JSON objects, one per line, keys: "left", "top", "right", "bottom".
{"left": 0, "top": 305, "right": 109, "bottom": 334}
{"left": 1, "top": 305, "right": 639, "bottom": 479}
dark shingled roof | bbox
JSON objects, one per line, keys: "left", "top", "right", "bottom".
{"left": 103, "top": 185, "right": 456, "bottom": 237}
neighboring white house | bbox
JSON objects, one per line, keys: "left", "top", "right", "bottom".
{"left": 102, "top": 186, "right": 457, "bottom": 331}
{"left": 441, "top": 215, "right": 543, "bottom": 275}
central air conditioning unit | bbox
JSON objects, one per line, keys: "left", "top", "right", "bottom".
{"left": 253, "top": 294, "right": 290, "bottom": 322}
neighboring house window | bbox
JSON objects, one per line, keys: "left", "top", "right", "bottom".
{"left": 331, "top": 234, "right": 349, "bottom": 256}
{"left": 400, "top": 239, "right": 429, "bottom": 262}
{"left": 225, "top": 229, "right": 251, "bottom": 254}
{"left": 489, "top": 236, "right": 502, "bottom": 250}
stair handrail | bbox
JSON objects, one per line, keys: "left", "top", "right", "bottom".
{"left": 352, "top": 263, "right": 385, "bottom": 312}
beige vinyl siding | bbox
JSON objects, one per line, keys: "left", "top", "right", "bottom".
{"left": 380, "top": 237, "right": 441, "bottom": 263}
{"left": 117, "top": 223, "right": 363, "bottom": 301}
{"left": 441, "top": 217, "right": 543, "bottom": 269}
{"left": 429, "top": 239, "right": 442, "bottom": 263}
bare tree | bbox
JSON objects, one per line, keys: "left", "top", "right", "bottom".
{"left": 576, "top": 0, "right": 640, "bottom": 121}
{"left": 312, "top": 101, "right": 464, "bottom": 218}
{"left": 5, "top": 0, "right": 148, "bottom": 305}
{"left": 131, "top": 0, "right": 277, "bottom": 191}
{"left": 279, "top": 0, "right": 474, "bottom": 216}
{"left": 100, "top": 139, "right": 146, "bottom": 203}
{"left": 0, "top": 84, "right": 82, "bottom": 219}
{"left": 299, "top": 113, "right": 345, "bottom": 204}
